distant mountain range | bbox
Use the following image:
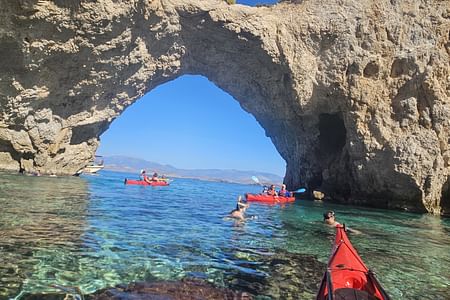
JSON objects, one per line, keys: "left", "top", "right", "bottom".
{"left": 102, "top": 155, "right": 284, "bottom": 185}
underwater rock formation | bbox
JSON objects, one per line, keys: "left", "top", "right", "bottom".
{"left": 0, "top": 0, "right": 449, "bottom": 213}
{"left": 90, "top": 279, "right": 249, "bottom": 300}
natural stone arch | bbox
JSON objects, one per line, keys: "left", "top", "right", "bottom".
{"left": 0, "top": 0, "right": 449, "bottom": 214}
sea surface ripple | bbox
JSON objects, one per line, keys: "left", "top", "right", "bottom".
{"left": 0, "top": 170, "right": 449, "bottom": 299}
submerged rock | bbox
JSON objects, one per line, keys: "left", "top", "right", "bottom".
{"left": 89, "top": 250, "right": 324, "bottom": 299}
{"left": 259, "top": 251, "right": 325, "bottom": 299}
{"left": 89, "top": 278, "right": 250, "bottom": 300}
{"left": 0, "top": 0, "right": 449, "bottom": 213}
{"left": 17, "top": 250, "right": 325, "bottom": 299}
{"left": 221, "top": 248, "right": 325, "bottom": 298}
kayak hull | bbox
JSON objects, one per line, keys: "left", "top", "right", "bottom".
{"left": 316, "top": 226, "right": 390, "bottom": 300}
{"left": 245, "top": 193, "right": 295, "bottom": 203}
{"left": 124, "top": 179, "right": 169, "bottom": 186}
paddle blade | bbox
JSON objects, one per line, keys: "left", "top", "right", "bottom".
{"left": 251, "top": 176, "right": 260, "bottom": 184}
{"left": 296, "top": 188, "right": 306, "bottom": 193}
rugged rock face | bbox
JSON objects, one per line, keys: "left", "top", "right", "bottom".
{"left": 0, "top": 0, "right": 449, "bottom": 214}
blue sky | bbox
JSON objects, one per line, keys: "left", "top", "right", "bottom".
{"left": 97, "top": 0, "right": 285, "bottom": 176}
{"left": 98, "top": 75, "right": 286, "bottom": 176}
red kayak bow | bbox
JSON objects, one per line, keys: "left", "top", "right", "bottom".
{"left": 124, "top": 179, "right": 169, "bottom": 186}
{"left": 316, "top": 225, "right": 390, "bottom": 300}
{"left": 245, "top": 193, "right": 295, "bottom": 203}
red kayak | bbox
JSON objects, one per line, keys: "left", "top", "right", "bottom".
{"left": 316, "top": 226, "right": 390, "bottom": 300}
{"left": 124, "top": 179, "right": 169, "bottom": 186}
{"left": 245, "top": 193, "right": 295, "bottom": 203}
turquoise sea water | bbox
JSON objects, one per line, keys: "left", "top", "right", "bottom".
{"left": 0, "top": 170, "right": 449, "bottom": 299}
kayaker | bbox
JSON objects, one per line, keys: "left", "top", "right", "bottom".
{"left": 141, "top": 170, "right": 152, "bottom": 183}
{"left": 151, "top": 172, "right": 160, "bottom": 182}
{"left": 261, "top": 186, "right": 269, "bottom": 194}
{"left": 278, "top": 184, "right": 291, "bottom": 197}
{"left": 229, "top": 196, "right": 250, "bottom": 221}
{"left": 323, "top": 210, "right": 362, "bottom": 234}
{"left": 266, "top": 185, "right": 278, "bottom": 196}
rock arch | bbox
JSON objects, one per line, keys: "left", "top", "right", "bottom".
{"left": 0, "top": 0, "right": 449, "bottom": 214}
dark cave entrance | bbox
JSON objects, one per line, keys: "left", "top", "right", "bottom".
{"left": 441, "top": 177, "right": 450, "bottom": 216}
{"left": 308, "top": 113, "right": 347, "bottom": 193}
{"left": 318, "top": 113, "right": 346, "bottom": 154}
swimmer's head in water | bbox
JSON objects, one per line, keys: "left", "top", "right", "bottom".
{"left": 323, "top": 210, "right": 335, "bottom": 220}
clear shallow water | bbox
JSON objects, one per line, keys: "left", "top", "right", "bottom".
{"left": 0, "top": 170, "right": 449, "bottom": 299}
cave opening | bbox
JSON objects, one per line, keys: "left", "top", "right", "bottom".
{"left": 441, "top": 177, "right": 450, "bottom": 216}
{"left": 318, "top": 113, "right": 346, "bottom": 155}
{"left": 307, "top": 173, "right": 323, "bottom": 191}
{"left": 312, "top": 112, "right": 347, "bottom": 194}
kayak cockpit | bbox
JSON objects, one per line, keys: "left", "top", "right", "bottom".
{"left": 332, "top": 288, "right": 381, "bottom": 300}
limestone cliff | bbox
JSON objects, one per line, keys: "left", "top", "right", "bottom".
{"left": 0, "top": 0, "right": 449, "bottom": 214}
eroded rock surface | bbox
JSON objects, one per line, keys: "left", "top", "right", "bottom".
{"left": 0, "top": 0, "right": 449, "bottom": 213}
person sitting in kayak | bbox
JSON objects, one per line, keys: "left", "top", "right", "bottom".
{"left": 229, "top": 196, "right": 250, "bottom": 220}
{"left": 151, "top": 172, "right": 160, "bottom": 182}
{"left": 261, "top": 186, "right": 268, "bottom": 194}
{"left": 323, "top": 210, "right": 362, "bottom": 234}
{"left": 278, "top": 184, "right": 291, "bottom": 197}
{"left": 141, "top": 170, "right": 153, "bottom": 184}
{"left": 266, "top": 185, "right": 278, "bottom": 196}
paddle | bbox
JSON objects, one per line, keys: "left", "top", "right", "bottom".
{"left": 251, "top": 176, "right": 306, "bottom": 193}
{"left": 251, "top": 176, "right": 270, "bottom": 197}
{"left": 251, "top": 176, "right": 268, "bottom": 190}
{"left": 251, "top": 176, "right": 261, "bottom": 185}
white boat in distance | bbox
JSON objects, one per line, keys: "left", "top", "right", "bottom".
{"left": 76, "top": 156, "right": 104, "bottom": 175}
{"left": 83, "top": 164, "right": 104, "bottom": 174}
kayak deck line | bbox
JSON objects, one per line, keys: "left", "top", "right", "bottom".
{"left": 328, "top": 267, "right": 368, "bottom": 273}
{"left": 316, "top": 225, "right": 391, "bottom": 300}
